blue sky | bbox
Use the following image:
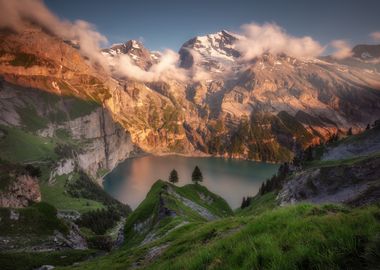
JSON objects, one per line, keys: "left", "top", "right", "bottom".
{"left": 45, "top": 0, "right": 380, "bottom": 51}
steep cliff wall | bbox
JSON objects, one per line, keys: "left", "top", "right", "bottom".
{"left": 0, "top": 80, "right": 135, "bottom": 179}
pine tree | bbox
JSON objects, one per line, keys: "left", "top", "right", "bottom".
{"left": 241, "top": 197, "right": 246, "bottom": 209}
{"left": 246, "top": 197, "right": 252, "bottom": 208}
{"left": 192, "top": 166, "right": 203, "bottom": 184}
{"left": 366, "top": 124, "right": 371, "bottom": 130}
{"left": 169, "top": 169, "right": 179, "bottom": 184}
{"left": 347, "top": 127, "right": 353, "bottom": 136}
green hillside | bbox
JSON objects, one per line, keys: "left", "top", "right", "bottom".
{"left": 64, "top": 199, "right": 380, "bottom": 270}
{"left": 123, "top": 180, "right": 233, "bottom": 249}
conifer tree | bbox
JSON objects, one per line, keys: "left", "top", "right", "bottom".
{"left": 169, "top": 169, "right": 179, "bottom": 184}
{"left": 191, "top": 166, "right": 203, "bottom": 184}
{"left": 241, "top": 197, "right": 246, "bottom": 209}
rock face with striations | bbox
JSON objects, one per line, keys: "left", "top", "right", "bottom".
{"left": 179, "top": 30, "right": 241, "bottom": 72}
{"left": 102, "top": 40, "right": 161, "bottom": 70}
{"left": 0, "top": 80, "right": 135, "bottom": 181}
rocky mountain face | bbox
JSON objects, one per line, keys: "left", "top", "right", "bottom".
{"left": 1, "top": 25, "right": 380, "bottom": 164}
{"left": 178, "top": 32, "right": 380, "bottom": 159}
{"left": 179, "top": 31, "right": 380, "bottom": 129}
{"left": 277, "top": 125, "right": 380, "bottom": 207}
{"left": 278, "top": 155, "right": 380, "bottom": 206}
{"left": 0, "top": 26, "right": 206, "bottom": 162}
{"left": 0, "top": 79, "right": 134, "bottom": 180}
{"left": 102, "top": 40, "right": 160, "bottom": 70}
{"left": 179, "top": 30, "right": 241, "bottom": 73}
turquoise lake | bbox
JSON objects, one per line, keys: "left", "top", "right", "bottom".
{"left": 103, "top": 155, "right": 279, "bottom": 209}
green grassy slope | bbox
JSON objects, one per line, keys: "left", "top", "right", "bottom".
{"left": 66, "top": 203, "right": 380, "bottom": 270}
{"left": 236, "top": 192, "right": 278, "bottom": 217}
{"left": 0, "top": 202, "right": 68, "bottom": 236}
{"left": 40, "top": 173, "right": 105, "bottom": 213}
{"left": 0, "top": 126, "right": 58, "bottom": 163}
{"left": 123, "top": 180, "right": 233, "bottom": 249}
{"left": 175, "top": 183, "right": 233, "bottom": 218}
{"left": 0, "top": 250, "right": 98, "bottom": 270}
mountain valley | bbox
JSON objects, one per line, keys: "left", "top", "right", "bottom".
{"left": 0, "top": 2, "right": 380, "bottom": 269}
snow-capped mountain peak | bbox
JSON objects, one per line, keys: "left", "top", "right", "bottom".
{"left": 102, "top": 40, "right": 160, "bottom": 70}
{"left": 179, "top": 30, "right": 241, "bottom": 73}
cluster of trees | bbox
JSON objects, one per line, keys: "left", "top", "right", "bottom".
{"left": 168, "top": 166, "right": 203, "bottom": 185}
{"left": 78, "top": 207, "right": 120, "bottom": 235}
{"left": 67, "top": 171, "right": 130, "bottom": 216}
{"left": 259, "top": 162, "right": 290, "bottom": 196}
{"left": 87, "top": 235, "right": 113, "bottom": 251}
{"left": 240, "top": 197, "right": 252, "bottom": 209}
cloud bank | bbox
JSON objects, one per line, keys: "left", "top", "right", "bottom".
{"left": 1, "top": 1, "right": 374, "bottom": 83}
{"left": 330, "top": 40, "right": 353, "bottom": 59}
{"left": 112, "top": 50, "right": 188, "bottom": 82}
{"left": 0, "top": 0, "right": 108, "bottom": 66}
{"left": 235, "top": 22, "right": 325, "bottom": 60}
{"left": 0, "top": 0, "right": 191, "bottom": 82}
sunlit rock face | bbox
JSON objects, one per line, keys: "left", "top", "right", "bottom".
{"left": 179, "top": 31, "right": 380, "bottom": 129}
{"left": 1, "top": 25, "right": 380, "bottom": 162}
{"left": 179, "top": 30, "right": 241, "bottom": 73}
{"left": 102, "top": 40, "right": 161, "bottom": 70}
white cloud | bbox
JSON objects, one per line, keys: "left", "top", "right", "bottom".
{"left": 235, "top": 22, "right": 325, "bottom": 60}
{"left": 330, "top": 40, "right": 353, "bottom": 59}
{"left": 112, "top": 50, "right": 188, "bottom": 82}
{"left": 0, "top": 0, "right": 108, "bottom": 67}
{"left": 370, "top": 31, "right": 380, "bottom": 42}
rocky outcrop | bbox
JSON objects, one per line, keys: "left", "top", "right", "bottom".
{"left": 277, "top": 155, "right": 380, "bottom": 206}
{"left": 0, "top": 174, "right": 41, "bottom": 207}
{"left": 321, "top": 126, "right": 380, "bottom": 161}
{"left": 168, "top": 186, "right": 217, "bottom": 221}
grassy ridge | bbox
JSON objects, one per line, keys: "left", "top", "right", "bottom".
{"left": 147, "top": 204, "right": 379, "bottom": 270}
{"left": 174, "top": 184, "right": 233, "bottom": 217}
{"left": 65, "top": 203, "right": 380, "bottom": 270}
{"left": 123, "top": 180, "right": 233, "bottom": 249}
{"left": 61, "top": 176, "right": 380, "bottom": 270}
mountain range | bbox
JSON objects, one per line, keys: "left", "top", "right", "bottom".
{"left": 1, "top": 24, "right": 379, "bottom": 172}
{"left": 1, "top": 19, "right": 380, "bottom": 270}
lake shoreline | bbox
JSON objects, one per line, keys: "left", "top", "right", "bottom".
{"left": 103, "top": 155, "right": 280, "bottom": 209}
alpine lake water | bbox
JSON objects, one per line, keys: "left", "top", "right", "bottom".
{"left": 103, "top": 155, "right": 280, "bottom": 210}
